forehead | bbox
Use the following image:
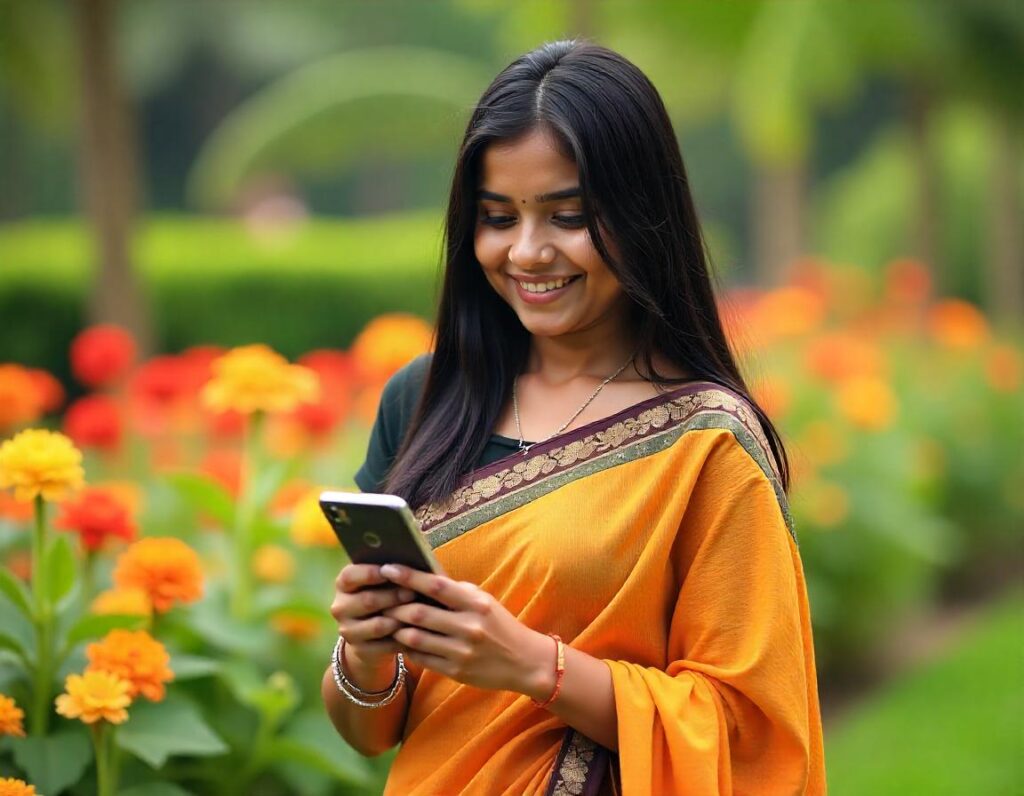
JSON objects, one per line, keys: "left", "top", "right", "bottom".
{"left": 478, "top": 129, "right": 578, "bottom": 197}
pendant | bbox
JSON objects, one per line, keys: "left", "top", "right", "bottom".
{"left": 519, "top": 442, "right": 533, "bottom": 455}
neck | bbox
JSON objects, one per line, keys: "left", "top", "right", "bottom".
{"left": 525, "top": 322, "right": 638, "bottom": 384}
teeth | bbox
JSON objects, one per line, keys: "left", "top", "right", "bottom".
{"left": 519, "top": 277, "right": 575, "bottom": 293}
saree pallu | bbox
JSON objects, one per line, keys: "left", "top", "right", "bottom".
{"left": 384, "top": 382, "right": 827, "bottom": 795}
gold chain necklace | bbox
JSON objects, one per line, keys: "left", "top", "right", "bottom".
{"left": 512, "top": 352, "right": 635, "bottom": 455}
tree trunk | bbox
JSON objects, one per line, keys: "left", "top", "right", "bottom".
{"left": 985, "top": 111, "right": 1023, "bottom": 327}
{"left": 72, "top": 0, "right": 153, "bottom": 354}
{"left": 752, "top": 159, "right": 806, "bottom": 285}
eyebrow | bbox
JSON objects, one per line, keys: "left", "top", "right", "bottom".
{"left": 476, "top": 187, "right": 581, "bottom": 203}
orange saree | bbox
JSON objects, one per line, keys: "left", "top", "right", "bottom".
{"left": 384, "top": 382, "right": 826, "bottom": 795}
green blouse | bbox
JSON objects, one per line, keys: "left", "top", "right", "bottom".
{"left": 353, "top": 354, "right": 532, "bottom": 493}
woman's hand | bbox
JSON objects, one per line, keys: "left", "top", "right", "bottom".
{"left": 378, "top": 564, "right": 554, "bottom": 699}
{"left": 330, "top": 563, "right": 417, "bottom": 671}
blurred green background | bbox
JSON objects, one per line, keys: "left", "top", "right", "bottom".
{"left": 1, "top": 1, "right": 1022, "bottom": 794}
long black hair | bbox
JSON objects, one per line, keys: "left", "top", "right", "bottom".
{"left": 385, "top": 39, "right": 790, "bottom": 508}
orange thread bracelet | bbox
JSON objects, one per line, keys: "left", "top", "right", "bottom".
{"left": 531, "top": 633, "right": 565, "bottom": 709}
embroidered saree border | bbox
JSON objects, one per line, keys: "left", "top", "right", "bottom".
{"left": 414, "top": 385, "right": 796, "bottom": 547}
{"left": 544, "top": 730, "right": 609, "bottom": 796}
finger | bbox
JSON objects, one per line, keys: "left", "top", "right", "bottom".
{"left": 383, "top": 602, "right": 481, "bottom": 641}
{"left": 335, "top": 564, "right": 388, "bottom": 594}
{"left": 346, "top": 638, "right": 404, "bottom": 659}
{"left": 401, "top": 648, "right": 455, "bottom": 678}
{"left": 379, "top": 565, "right": 481, "bottom": 611}
{"left": 393, "top": 625, "right": 471, "bottom": 662}
{"left": 338, "top": 613, "right": 403, "bottom": 644}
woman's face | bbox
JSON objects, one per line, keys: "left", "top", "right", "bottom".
{"left": 474, "top": 128, "right": 629, "bottom": 343}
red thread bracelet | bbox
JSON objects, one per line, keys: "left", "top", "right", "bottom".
{"left": 531, "top": 633, "right": 565, "bottom": 709}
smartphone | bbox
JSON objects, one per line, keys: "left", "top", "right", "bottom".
{"left": 318, "top": 491, "right": 446, "bottom": 609}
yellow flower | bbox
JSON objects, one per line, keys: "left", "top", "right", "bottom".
{"left": 201, "top": 344, "right": 319, "bottom": 415}
{"left": 87, "top": 629, "right": 174, "bottom": 702}
{"left": 252, "top": 544, "right": 296, "bottom": 583}
{"left": 290, "top": 490, "right": 339, "bottom": 548}
{"left": 55, "top": 670, "right": 131, "bottom": 725}
{"left": 0, "top": 694, "right": 25, "bottom": 737}
{"left": 91, "top": 586, "right": 153, "bottom": 618}
{"left": 835, "top": 377, "right": 898, "bottom": 431}
{"left": 0, "top": 777, "right": 37, "bottom": 796}
{"left": 0, "top": 428, "right": 85, "bottom": 502}
{"left": 350, "top": 314, "right": 434, "bottom": 385}
{"left": 113, "top": 537, "right": 204, "bottom": 613}
{"left": 271, "top": 611, "right": 322, "bottom": 641}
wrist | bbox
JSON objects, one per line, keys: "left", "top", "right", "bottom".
{"left": 342, "top": 642, "right": 399, "bottom": 692}
{"left": 518, "top": 630, "right": 558, "bottom": 702}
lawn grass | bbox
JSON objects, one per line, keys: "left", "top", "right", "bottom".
{"left": 825, "top": 588, "right": 1024, "bottom": 795}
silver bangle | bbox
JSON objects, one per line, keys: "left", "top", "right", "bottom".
{"left": 331, "top": 635, "right": 406, "bottom": 708}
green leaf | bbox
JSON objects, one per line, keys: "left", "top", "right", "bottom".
{"left": 270, "top": 710, "right": 373, "bottom": 786}
{"left": 0, "top": 629, "right": 30, "bottom": 666}
{"left": 63, "top": 613, "right": 147, "bottom": 649}
{"left": 0, "top": 566, "right": 32, "bottom": 619}
{"left": 46, "top": 534, "right": 77, "bottom": 605}
{"left": 169, "top": 652, "right": 221, "bottom": 680}
{"left": 11, "top": 728, "right": 92, "bottom": 795}
{"left": 120, "top": 784, "right": 195, "bottom": 796}
{"left": 166, "top": 472, "right": 236, "bottom": 528}
{"left": 219, "top": 661, "right": 298, "bottom": 728}
{"left": 117, "top": 694, "right": 228, "bottom": 768}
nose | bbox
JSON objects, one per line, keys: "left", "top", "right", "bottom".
{"left": 507, "top": 221, "right": 555, "bottom": 268}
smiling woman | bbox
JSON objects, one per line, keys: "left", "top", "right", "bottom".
{"left": 323, "top": 39, "right": 826, "bottom": 795}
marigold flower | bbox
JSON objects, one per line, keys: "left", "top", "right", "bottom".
{"left": 197, "top": 447, "right": 243, "bottom": 498}
{"left": 753, "top": 287, "right": 826, "bottom": 341}
{"left": 54, "top": 487, "right": 137, "bottom": 552}
{"left": 350, "top": 314, "right": 434, "bottom": 385}
{"left": 290, "top": 490, "right": 339, "bottom": 547}
{"left": 884, "top": 258, "right": 932, "bottom": 305}
{"left": 201, "top": 344, "right": 319, "bottom": 415}
{"left": 91, "top": 586, "right": 153, "bottom": 618}
{"left": 804, "top": 332, "right": 885, "bottom": 384}
{"left": 0, "top": 694, "right": 25, "bottom": 737}
{"left": 0, "top": 428, "right": 85, "bottom": 502}
{"left": 64, "top": 395, "right": 123, "bottom": 451}
{"left": 0, "top": 364, "right": 45, "bottom": 431}
{"left": 0, "top": 777, "right": 36, "bottom": 796}
{"left": 926, "top": 299, "right": 990, "bottom": 350}
{"left": 985, "top": 344, "right": 1022, "bottom": 393}
{"left": 835, "top": 377, "right": 898, "bottom": 431}
{"left": 0, "top": 491, "right": 34, "bottom": 523}
{"left": 113, "top": 537, "right": 204, "bottom": 613}
{"left": 271, "top": 611, "right": 321, "bottom": 641}
{"left": 87, "top": 629, "right": 173, "bottom": 702}
{"left": 70, "top": 324, "right": 137, "bottom": 388}
{"left": 253, "top": 544, "right": 296, "bottom": 584}
{"left": 27, "top": 368, "right": 65, "bottom": 414}
{"left": 55, "top": 670, "right": 131, "bottom": 724}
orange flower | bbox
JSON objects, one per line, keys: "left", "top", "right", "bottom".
{"left": 804, "top": 332, "right": 885, "bottom": 384}
{"left": 201, "top": 344, "right": 319, "bottom": 415}
{"left": 0, "top": 694, "right": 25, "bottom": 737}
{"left": 54, "top": 487, "right": 137, "bottom": 551}
{"left": 55, "top": 670, "right": 131, "bottom": 724}
{"left": 926, "top": 299, "right": 990, "bottom": 350}
{"left": 0, "top": 429, "right": 85, "bottom": 502}
{"left": 271, "top": 611, "right": 321, "bottom": 641}
{"left": 270, "top": 479, "right": 312, "bottom": 517}
{"left": 91, "top": 586, "right": 153, "bottom": 618}
{"left": 0, "top": 778, "right": 36, "bottom": 796}
{"left": 63, "top": 395, "right": 123, "bottom": 451}
{"left": 70, "top": 324, "right": 137, "bottom": 388}
{"left": 113, "top": 537, "right": 204, "bottom": 613}
{"left": 290, "top": 489, "right": 340, "bottom": 547}
{"left": 752, "top": 287, "right": 826, "bottom": 342}
{"left": 835, "top": 377, "right": 898, "bottom": 431}
{"left": 350, "top": 314, "right": 434, "bottom": 385}
{"left": 0, "top": 491, "right": 33, "bottom": 523}
{"left": 252, "top": 544, "right": 296, "bottom": 583}
{"left": 87, "top": 629, "right": 173, "bottom": 702}
{"left": 128, "top": 355, "right": 194, "bottom": 436}
{"left": 985, "top": 344, "right": 1022, "bottom": 393}
{"left": 198, "top": 448, "right": 243, "bottom": 498}
{"left": 27, "top": 368, "right": 65, "bottom": 414}
{"left": 884, "top": 258, "right": 932, "bottom": 306}
{"left": 0, "top": 364, "right": 44, "bottom": 431}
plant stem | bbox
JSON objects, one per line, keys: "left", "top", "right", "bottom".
{"left": 30, "top": 495, "right": 52, "bottom": 736}
{"left": 92, "top": 723, "right": 112, "bottom": 796}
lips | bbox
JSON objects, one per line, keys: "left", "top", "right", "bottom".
{"left": 511, "top": 274, "right": 583, "bottom": 304}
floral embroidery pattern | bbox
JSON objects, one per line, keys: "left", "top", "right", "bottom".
{"left": 545, "top": 731, "right": 608, "bottom": 796}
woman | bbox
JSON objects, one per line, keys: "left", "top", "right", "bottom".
{"left": 323, "top": 40, "right": 826, "bottom": 795}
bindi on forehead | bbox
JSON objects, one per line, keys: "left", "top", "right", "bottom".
{"left": 477, "top": 187, "right": 582, "bottom": 206}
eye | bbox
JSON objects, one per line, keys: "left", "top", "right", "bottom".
{"left": 554, "top": 214, "right": 586, "bottom": 228}
{"left": 479, "top": 215, "right": 515, "bottom": 227}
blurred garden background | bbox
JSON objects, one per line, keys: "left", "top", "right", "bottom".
{"left": 0, "top": 1, "right": 1021, "bottom": 794}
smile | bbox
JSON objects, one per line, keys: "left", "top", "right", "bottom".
{"left": 515, "top": 275, "right": 582, "bottom": 294}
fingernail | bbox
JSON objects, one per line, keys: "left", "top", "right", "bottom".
{"left": 380, "top": 564, "right": 401, "bottom": 578}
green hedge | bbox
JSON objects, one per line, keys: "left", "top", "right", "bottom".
{"left": 0, "top": 213, "right": 446, "bottom": 380}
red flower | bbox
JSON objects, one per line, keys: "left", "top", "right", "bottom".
{"left": 128, "top": 356, "right": 192, "bottom": 436}
{"left": 54, "top": 487, "right": 137, "bottom": 551}
{"left": 70, "top": 325, "right": 137, "bottom": 388}
{"left": 64, "top": 395, "right": 123, "bottom": 451}
{"left": 199, "top": 448, "right": 242, "bottom": 497}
